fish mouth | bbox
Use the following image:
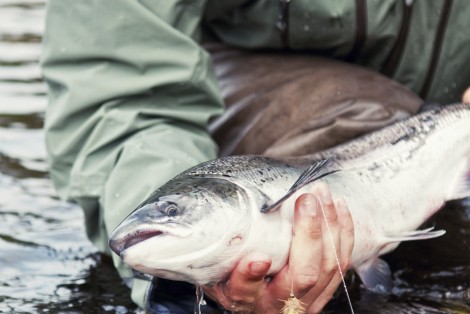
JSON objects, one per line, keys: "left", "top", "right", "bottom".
{"left": 109, "top": 224, "right": 192, "bottom": 256}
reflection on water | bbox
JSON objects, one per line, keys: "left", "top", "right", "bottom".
{"left": 0, "top": 0, "right": 137, "bottom": 313}
{"left": 0, "top": 0, "right": 469, "bottom": 313}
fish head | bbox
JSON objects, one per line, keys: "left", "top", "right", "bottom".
{"left": 109, "top": 175, "right": 253, "bottom": 284}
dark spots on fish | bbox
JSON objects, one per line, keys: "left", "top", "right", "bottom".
{"left": 282, "top": 163, "right": 292, "bottom": 169}
{"left": 368, "top": 162, "right": 380, "bottom": 171}
{"left": 391, "top": 127, "right": 415, "bottom": 145}
{"left": 420, "top": 114, "right": 435, "bottom": 123}
{"left": 222, "top": 174, "right": 231, "bottom": 177}
{"left": 260, "top": 179, "right": 266, "bottom": 183}
{"left": 258, "top": 170, "right": 264, "bottom": 176}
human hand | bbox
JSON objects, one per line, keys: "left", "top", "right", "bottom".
{"left": 203, "top": 182, "right": 355, "bottom": 313}
{"left": 463, "top": 87, "right": 470, "bottom": 103}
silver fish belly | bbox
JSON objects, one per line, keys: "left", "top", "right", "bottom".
{"left": 109, "top": 104, "right": 470, "bottom": 291}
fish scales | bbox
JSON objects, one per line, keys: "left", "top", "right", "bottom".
{"left": 312, "top": 104, "right": 467, "bottom": 163}
{"left": 110, "top": 103, "right": 470, "bottom": 294}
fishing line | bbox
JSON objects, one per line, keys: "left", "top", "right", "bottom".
{"left": 316, "top": 192, "right": 355, "bottom": 314}
{"left": 195, "top": 285, "right": 206, "bottom": 314}
{"left": 282, "top": 217, "right": 307, "bottom": 314}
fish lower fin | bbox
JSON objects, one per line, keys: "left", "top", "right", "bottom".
{"left": 383, "top": 227, "right": 446, "bottom": 242}
{"left": 261, "top": 159, "right": 337, "bottom": 213}
{"left": 356, "top": 228, "right": 446, "bottom": 293}
{"left": 132, "top": 269, "right": 153, "bottom": 281}
{"left": 355, "top": 257, "right": 393, "bottom": 293}
{"left": 447, "top": 159, "right": 470, "bottom": 200}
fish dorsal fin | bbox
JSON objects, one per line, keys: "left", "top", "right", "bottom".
{"left": 260, "top": 159, "right": 335, "bottom": 213}
{"left": 383, "top": 226, "right": 446, "bottom": 242}
{"left": 356, "top": 257, "right": 393, "bottom": 293}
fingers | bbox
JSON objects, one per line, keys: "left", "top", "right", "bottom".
{"left": 306, "top": 271, "right": 343, "bottom": 313}
{"left": 268, "top": 193, "right": 323, "bottom": 299}
{"left": 337, "top": 198, "right": 354, "bottom": 272}
{"left": 266, "top": 182, "right": 342, "bottom": 303}
{"left": 227, "top": 252, "right": 271, "bottom": 303}
{"left": 299, "top": 183, "right": 341, "bottom": 301}
{"left": 204, "top": 252, "right": 271, "bottom": 311}
{"left": 307, "top": 198, "right": 355, "bottom": 313}
{"left": 463, "top": 86, "right": 470, "bottom": 103}
{"left": 290, "top": 193, "right": 323, "bottom": 296}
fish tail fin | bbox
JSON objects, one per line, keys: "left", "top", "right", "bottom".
{"left": 446, "top": 159, "right": 470, "bottom": 200}
{"left": 355, "top": 257, "right": 393, "bottom": 293}
{"left": 383, "top": 227, "right": 446, "bottom": 242}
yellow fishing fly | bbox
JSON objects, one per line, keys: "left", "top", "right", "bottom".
{"left": 281, "top": 293, "right": 306, "bottom": 314}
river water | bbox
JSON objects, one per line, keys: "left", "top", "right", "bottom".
{"left": 0, "top": 1, "right": 137, "bottom": 313}
{"left": 0, "top": 1, "right": 469, "bottom": 313}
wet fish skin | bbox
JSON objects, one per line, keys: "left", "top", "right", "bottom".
{"left": 109, "top": 103, "right": 470, "bottom": 291}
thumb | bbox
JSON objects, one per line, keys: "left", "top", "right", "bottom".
{"left": 463, "top": 86, "right": 470, "bottom": 104}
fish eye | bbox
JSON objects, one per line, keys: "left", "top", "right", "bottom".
{"left": 165, "top": 204, "right": 178, "bottom": 216}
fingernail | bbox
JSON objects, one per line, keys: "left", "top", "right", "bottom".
{"left": 300, "top": 194, "right": 318, "bottom": 217}
{"left": 249, "top": 261, "right": 270, "bottom": 276}
{"left": 248, "top": 253, "right": 271, "bottom": 276}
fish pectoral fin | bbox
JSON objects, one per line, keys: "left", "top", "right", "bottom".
{"left": 261, "top": 159, "right": 335, "bottom": 213}
{"left": 384, "top": 227, "right": 446, "bottom": 242}
{"left": 355, "top": 257, "right": 393, "bottom": 293}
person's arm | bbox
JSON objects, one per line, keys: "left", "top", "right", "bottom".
{"left": 41, "top": 0, "right": 223, "bottom": 309}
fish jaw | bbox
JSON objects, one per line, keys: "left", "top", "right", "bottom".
{"left": 120, "top": 229, "right": 238, "bottom": 284}
{"left": 119, "top": 217, "right": 253, "bottom": 285}
{"left": 109, "top": 222, "right": 193, "bottom": 257}
{"left": 112, "top": 204, "right": 253, "bottom": 285}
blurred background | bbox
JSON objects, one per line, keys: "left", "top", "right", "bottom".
{"left": 0, "top": 0, "right": 469, "bottom": 313}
